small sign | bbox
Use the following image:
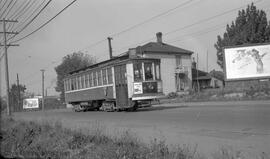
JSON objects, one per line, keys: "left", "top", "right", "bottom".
{"left": 134, "top": 82, "right": 143, "bottom": 94}
{"left": 23, "top": 98, "right": 39, "bottom": 109}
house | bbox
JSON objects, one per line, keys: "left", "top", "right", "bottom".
{"left": 127, "top": 32, "right": 193, "bottom": 95}
{"left": 192, "top": 61, "right": 224, "bottom": 90}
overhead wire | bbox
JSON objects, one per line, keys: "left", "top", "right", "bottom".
{"left": 13, "top": 0, "right": 46, "bottom": 31}
{"left": 79, "top": 0, "right": 198, "bottom": 52}
{"left": 110, "top": 0, "right": 197, "bottom": 38}
{"left": 11, "top": 0, "right": 78, "bottom": 43}
{"left": 14, "top": 0, "right": 37, "bottom": 20}
{"left": 8, "top": 0, "right": 52, "bottom": 42}
{"left": 0, "top": 0, "right": 14, "bottom": 19}
{"left": 10, "top": 0, "right": 33, "bottom": 20}
{"left": 0, "top": 0, "right": 8, "bottom": 12}
{"left": 113, "top": 0, "right": 264, "bottom": 56}
{"left": 8, "top": 0, "right": 31, "bottom": 20}
{"left": 1, "top": 0, "right": 17, "bottom": 18}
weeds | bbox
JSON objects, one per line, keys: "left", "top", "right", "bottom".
{"left": 1, "top": 118, "right": 269, "bottom": 159}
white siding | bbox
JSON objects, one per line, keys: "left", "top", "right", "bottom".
{"left": 126, "top": 63, "right": 134, "bottom": 98}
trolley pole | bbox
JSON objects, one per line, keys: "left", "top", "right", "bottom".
{"left": 0, "top": 19, "right": 19, "bottom": 115}
{"left": 41, "top": 69, "right": 45, "bottom": 111}
{"left": 107, "top": 37, "right": 113, "bottom": 59}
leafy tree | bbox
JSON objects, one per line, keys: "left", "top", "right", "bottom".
{"left": 55, "top": 52, "right": 96, "bottom": 102}
{"left": 10, "top": 84, "right": 27, "bottom": 111}
{"left": 214, "top": 3, "right": 270, "bottom": 69}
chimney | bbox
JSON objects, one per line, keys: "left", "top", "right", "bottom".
{"left": 156, "top": 32, "right": 162, "bottom": 43}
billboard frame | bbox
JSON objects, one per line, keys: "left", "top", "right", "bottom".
{"left": 222, "top": 42, "right": 270, "bottom": 81}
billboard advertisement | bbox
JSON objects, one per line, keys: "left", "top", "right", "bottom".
{"left": 23, "top": 98, "right": 40, "bottom": 109}
{"left": 224, "top": 43, "right": 270, "bottom": 80}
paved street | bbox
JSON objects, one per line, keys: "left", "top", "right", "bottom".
{"left": 12, "top": 100, "right": 270, "bottom": 158}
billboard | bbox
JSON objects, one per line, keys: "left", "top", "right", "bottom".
{"left": 224, "top": 43, "right": 270, "bottom": 80}
{"left": 23, "top": 98, "right": 40, "bottom": 109}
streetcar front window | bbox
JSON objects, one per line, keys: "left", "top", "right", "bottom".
{"left": 134, "top": 61, "right": 143, "bottom": 81}
{"left": 155, "top": 62, "right": 161, "bottom": 80}
{"left": 144, "top": 62, "right": 153, "bottom": 81}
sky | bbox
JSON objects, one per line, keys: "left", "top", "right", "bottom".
{"left": 0, "top": 0, "right": 270, "bottom": 97}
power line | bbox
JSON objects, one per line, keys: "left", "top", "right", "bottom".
{"left": 8, "top": 0, "right": 31, "bottom": 20}
{"left": 0, "top": 0, "right": 13, "bottom": 19}
{"left": 8, "top": 0, "right": 52, "bottom": 41}
{"left": 79, "top": 0, "right": 199, "bottom": 52}
{"left": 13, "top": 0, "right": 47, "bottom": 31}
{"left": 110, "top": 0, "right": 197, "bottom": 38}
{"left": 1, "top": 0, "right": 17, "bottom": 18}
{"left": 11, "top": 0, "right": 78, "bottom": 43}
{"left": 0, "top": 0, "right": 8, "bottom": 12}
{"left": 113, "top": 0, "right": 264, "bottom": 55}
{"left": 14, "top": 0, "right": 37, "bottom": 20}
{"left": 163, "top": 0, "right": 263, "bottom": 37}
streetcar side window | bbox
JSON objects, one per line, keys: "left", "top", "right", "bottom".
{"left": 72, "top": 78, "right": 76, "bottom": 90}
{"left": 107, "top": 67, "right": 113, "bottom": 84}
{"left": 102, "top": 69, "right": 107, "bottom": 85}
{"left": 98, "top": 70, "right": 102, "bottom": 86}
{"left": 134, "top": 61, "right": 143, "bottom": 81}
{"left": 77, "top": 76, "right": 81, "bottom": 89}
{"left": 81, "top": 75, "right": 85, "bottom": 89}
{"left": 89, "top": 72, "right": 92, "bottom": 87}
{"left": 64, "top": 80, "right": 67, "bottom": 91}
{"left": 144, "top": 62, "right": 153, "bottom": 81}
{"left": 155, "top": 62, "right": 161, "bottom": 80}
{"left": 68, "top": 79, "right": 71, "bottom": 91}
{"left": 85, "top": 74, "right": 89, "bottom": 88}
{"left": 93, "top": 71, "right": 97, "bottom": 86}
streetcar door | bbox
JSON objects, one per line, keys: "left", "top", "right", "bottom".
{"left": 115, "top": 64, "right": 129, "bottom": 108}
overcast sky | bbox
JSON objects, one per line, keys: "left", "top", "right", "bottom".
{"left": 1, "top": 0, "right": 270, "bottom": 96}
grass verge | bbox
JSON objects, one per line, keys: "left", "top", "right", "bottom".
{"left": 1, "top": 117, "right": 269, "bottom": 159}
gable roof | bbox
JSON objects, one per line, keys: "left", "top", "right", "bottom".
{"left": 136, "top": 42, "right": 193, "bottom": 54}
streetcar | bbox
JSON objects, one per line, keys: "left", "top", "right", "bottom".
{"left": 63, "top": 51, "right": 164, "bottom": 111}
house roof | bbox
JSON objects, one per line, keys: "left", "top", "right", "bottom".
{"left": 136, "top": 42, "right": 193, "bottom": 54}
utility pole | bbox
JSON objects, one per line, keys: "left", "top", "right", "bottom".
{"left": 196, "top": 53, "right": 200, "bottom": 93}
{"left": 16, "top": 73, "right": 20, "bottom": 111}
{"left": 41, "top": 69, "right": 45, "bottom": 111}
{"left": 206, "top": 50, "right": 208, "bottom": 73}
{"left": 0, "top": 19, "right": 19, "bottom": 116}
{"left": 107, "top": 37, "right": 113, "bottom": 59}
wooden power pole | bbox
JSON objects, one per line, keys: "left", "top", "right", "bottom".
{"left": 0, "top": 19, "right": 19, "bottom": 115}
{"left": 41, "top": 69, "right": 45, "bottom": 111}
{"left": 16, "top": 73, "right": 20, "bottom": 111}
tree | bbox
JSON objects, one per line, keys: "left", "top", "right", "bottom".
{"left": 55, "top": 52, "right": 96, "bottom": 102}
{"left": 0, "top": 96, "right": 7, "bottom": 112}
{"left": 10, "top": 84, "right": 27, "bottom": 111}
{"left": 214, "top": 3, "right": 270, "bottom": 69}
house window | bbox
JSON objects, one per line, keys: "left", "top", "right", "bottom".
{"left": 176, "top": 55, "right": 181, "bottom": 66}
{"left": 134, "top": 61, "right": 143, "bottom": 81}
{"left": 144, "top": 62, "right": 153, "bottom": 81}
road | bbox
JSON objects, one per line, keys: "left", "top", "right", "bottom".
{"left": 12, "top": 100, "right": 270, "bottom": 158}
